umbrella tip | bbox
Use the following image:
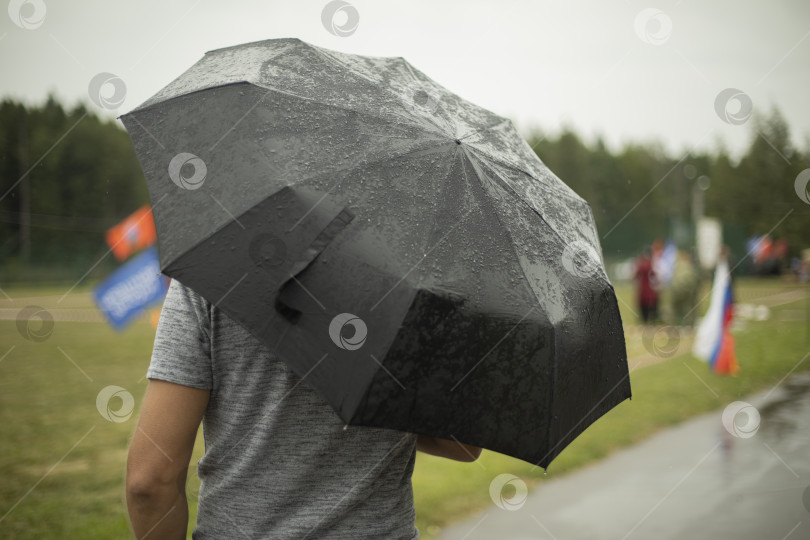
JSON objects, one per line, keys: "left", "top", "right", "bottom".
{"left": 454, "top": 139, "right": 462, "bottom": 145}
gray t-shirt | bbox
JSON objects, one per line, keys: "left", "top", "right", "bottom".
{"left": 148, "top": 279, "right": 419, "bottom": 539}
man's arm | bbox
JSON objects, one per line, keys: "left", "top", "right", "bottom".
{"left": 126, "top": 380, "right": 209, "bottom": 540}
{"left": 416, "top": 435, "right": 482, "bottom": 462}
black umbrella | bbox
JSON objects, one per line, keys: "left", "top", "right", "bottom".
{"left": 121, "top": 38, "right": 630, "bottom": 467}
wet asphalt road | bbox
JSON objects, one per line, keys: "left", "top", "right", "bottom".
{"left": 438, "top": 373, "right": 810, "bottom": 540}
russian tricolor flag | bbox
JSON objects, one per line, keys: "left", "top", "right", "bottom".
{"left": 692, "top": 258, "right": 739, "bottom": 375}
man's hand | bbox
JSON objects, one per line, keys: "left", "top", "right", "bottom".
{"left": 416, "top": 435, "right": 482, "bottom": 462}
{"left": 126, "top": 380, "right": 209, "bottom": 539}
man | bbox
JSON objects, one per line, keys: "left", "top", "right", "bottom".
{"left": 126, "top": 279, "right": 481, "bottom": 539}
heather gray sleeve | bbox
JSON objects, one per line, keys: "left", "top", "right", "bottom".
{"left": 147, "top": 278, "right": 213, "bottom": 390}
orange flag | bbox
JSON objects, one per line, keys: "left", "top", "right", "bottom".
{"left": 105, "top": 205, "right": 157, "bottom": 261}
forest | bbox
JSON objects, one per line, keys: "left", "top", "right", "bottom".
{"left": 0, "top": 95, "right": 807, "bottom": 282}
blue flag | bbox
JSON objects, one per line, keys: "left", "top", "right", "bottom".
{"left": 94, "top": 247, "right": 169, "bottom": 330}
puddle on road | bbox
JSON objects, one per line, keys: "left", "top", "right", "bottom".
{"left": 757, "top": 372, "right": 810, "bottom": 442}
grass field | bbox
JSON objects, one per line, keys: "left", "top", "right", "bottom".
{"left": 0, "top": 278, "right": 807, "bottom": 539}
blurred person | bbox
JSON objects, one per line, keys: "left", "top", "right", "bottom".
{"left": 653, "top": 240, "right": 678, "bottom": 288}
{"left": 774, "top": 238, "right": 789, "bottom": 274}
{"left": 651, "top": 238, "right": 664, "bottom": 262}
{"left": 754, "top": 235, "right": 775, "bottom": 275}
{"left": 126, "top": 279, "right": 481, "bottom": 539}
{"left": 634, "top": 247, "right": 659, "bottom": 324}
{"left": 801, "top": 248, "right": 810, "bottom": 284}
{"left": 670, "top": 250, "right": 700, "bottom": 326}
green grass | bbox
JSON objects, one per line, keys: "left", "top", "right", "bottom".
{"left": 0, "top": 279, "right": 807, "bottom": 539}
{"left": 0, "top": 311, "right": 153, "bottom": 538}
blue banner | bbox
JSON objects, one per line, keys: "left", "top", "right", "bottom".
{"left": 94, "top": 247, "right": 169, "bottom": 330}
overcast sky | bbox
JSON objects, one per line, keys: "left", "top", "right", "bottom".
{"left": 2, "top": 0, "right": 809, "bottom": 159}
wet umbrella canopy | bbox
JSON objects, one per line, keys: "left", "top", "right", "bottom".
{"left": 120, "top": 38, "right": 631, "bottom": 468}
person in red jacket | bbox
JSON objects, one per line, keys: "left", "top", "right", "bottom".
{"left": 634, "top": 247, "right": 659, "bottom": 324}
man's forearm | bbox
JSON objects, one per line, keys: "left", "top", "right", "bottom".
{"left": 416, "top": 435, "right": 482, "bottom": 462}
{"left": 126, "top": 380, "right": 207, "bottom": 539}
{"left": 127, "top": 484, "right": 188, "bottom": 540}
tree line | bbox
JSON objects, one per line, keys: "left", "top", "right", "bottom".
{"left": 527, "top": 109, "right": 809, "bottom": 265}
{"left": 0, "top": 96, "right": 147, "bottom": 281}
{"left": 0, "top": 95, "right": 807, "bottom": 282}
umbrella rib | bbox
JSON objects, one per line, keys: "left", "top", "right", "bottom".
{"left": 461, "top": 149, "right": 573, "bottom": 407}
{"left": 464, "top": 147, "right": 569, "bottom": 258}
{"left": 456, "top": 118, "right": 577, "bottom": 201}
{"left": 465, "top": 144, "right": 583, "bottom": 203}
{"left": 455, "top": 117, "right": 511, "bottom": 142}
{"left": 255, "top": 78, "right": 448, "bottom": 140}
{"left": 466, "top": 149, "right": 606, "bottom": 287}
{"left": 402, "top": 144, "right": 469, "bottom": 290}
{"left": 487, "top": 159, "right": 597, "bottom": 248}
{"left": 446, "top": 152, "right": 550, "bottom": 392}
{"left": 471, "top": 153, "right": 566, "bottom": 245}
{"left": 307, "top": 42, "right": 389, "bottom": 86}
{"left": 395, "top": 60, "right": 457, "bottom": 136}
{"left": 454, "top": 115, "right": 582, "bottom": 201}
{"left": 307, "top": 42, "right": 455, "bottom": 137}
